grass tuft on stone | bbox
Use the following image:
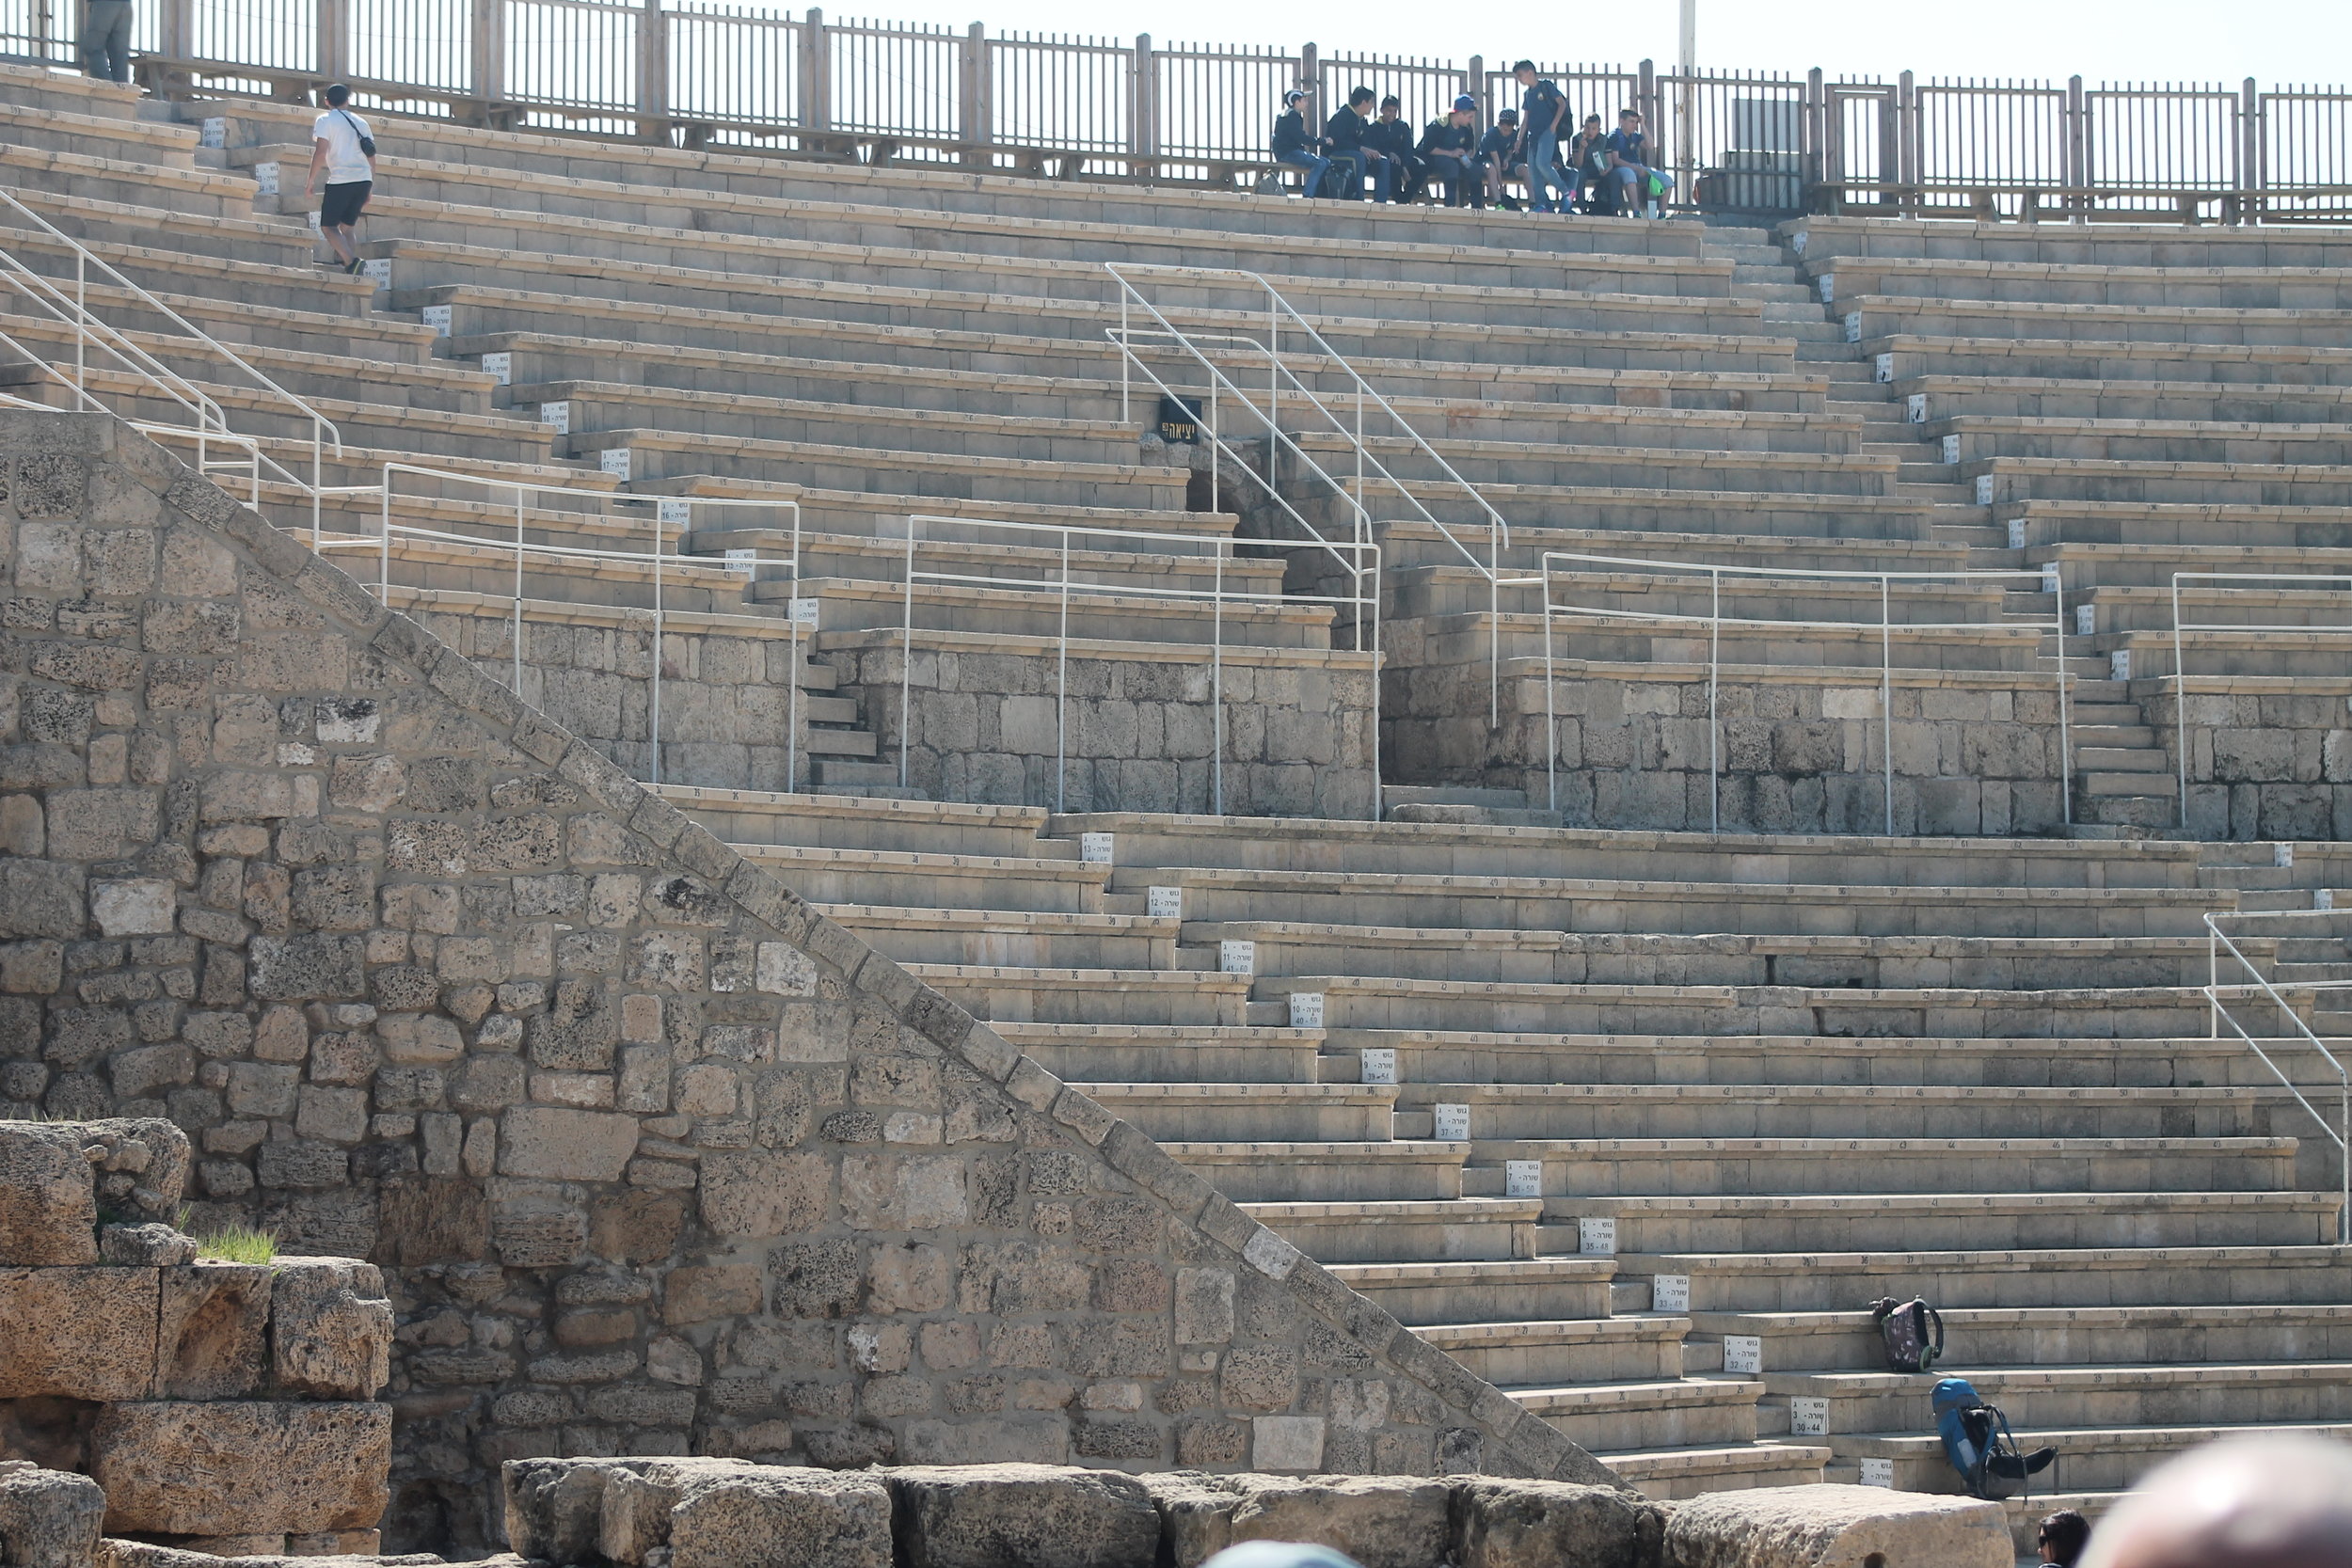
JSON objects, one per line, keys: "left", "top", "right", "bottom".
{"left": 194, "top": 1223, "right": 280, "bottom": 1264}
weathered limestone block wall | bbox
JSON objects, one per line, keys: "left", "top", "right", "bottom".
{"left": 0, "top": 1119, "right": 393, "bottom": 1557}
{"left": 828, "top": 638, "right": 1378, "bottom": 819}
{"left": 2145, "top": 684, "right": 2352, "bottom": 841}
{"left": 1389, "top": 663, "right": 2070, "bottom": 836}
{"left": 0, "top": 412, "right": 1608, "bottom": 1555}
{"left": 400, "top": 600, "right": 811, "bottom": 796}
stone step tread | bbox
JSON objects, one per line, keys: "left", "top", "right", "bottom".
{"left": 1617, "top": 1244, "right": 2352, "bottom": 1272}
{"left": 662, "top": 784, "right": 1041, "bottom": 822}
{"left": 1692, "top": 1304, "right": 2352, "bottom": 1331}
{"left": 1266, "top": 974, "right": 2256, "bottom": 1008}
{"left": 1475, "top": 1133, "right": 2294, "bottom": 1154}
{"left": 1508, "top": 1376, "right": 1764, "bottom": 1411}
{"left": 820, "top": 905, "right": 1175, "bottom": 934}
{"left": 1831, "top": 1418, "right": 2352, "bottom": 1455}
{"left": 904, "top": 963, "right": 1252, "bottom": 987}
{"left": 1425, "top": 1084, "right": 2275, "bottom": 1106}
{"left": 1597, "top": 1440, "right": 1832, "bottom": 1473}
{"left": 1769, "top": 1360, "right": 2352, "bottom": 1393}
{"left": 1324, "top": 1258, "right": 1614, "bottom": 1285}
{"left": 1189, "top": 923, "right": 2239, "bottom": 955}
{"left": 1417, "top": 1317, "right": 1690, "bottom": 1348}
{"left": 521, "top": 374, "right": 1141, "bottom": 437}
{"left": 1159, "top": 1140, "right": 1460, "bottom": 1159}
{"left": 1071, "top": 1082, "right": 1393, "bottom": 1103}
{"left": 733, "top": 844, "right": 1101, "bottom": 876}
{"left": 1551, "top": 1189, "right": 2339, "bottom": 1215}
{"left": 1134, "top": 866, "right": 2225, "bottom": 905}
{"left": 1239, "top": 1198, "right": 1540, "bottom": 1223}
{"left": 785, "top": 575, "right": 1330, "bottom": 625}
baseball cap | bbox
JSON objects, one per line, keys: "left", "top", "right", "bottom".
{"left": 1283, "top": 88, "right": 1306, "bottom": 105}
{"left": 1497, "top": 108, "right": 1518, "bottom": 122}
{"left": 1453, "top": 93, "right": 1476, "bottom": 112}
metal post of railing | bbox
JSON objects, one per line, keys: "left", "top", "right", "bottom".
{"left": 511, "top": 487, "right": 525, "bottom": 695}
{"left": 900, "top": 526, "right": 914, "bottom": 790}
{"left": 1119, "top": 294, "right": 1129, "bottom": 421}
{"left": 1881, "top": 574, "right": 1895, "bottom": 834}
{"left": 1056, "top": 531, "right": 1070, "bottom": 814}
{"left": 2053, "top": 569, "right": 2073, "bottom": 827}
{"left": 1208, "top": 383, "right": 1218, "bottom": 514}
{"left": 1543, "top": 560, "right": 1558, "bottom": 815}
{"left": 2173, "top": 572, "right": 2190, "bottom": 829}
{"left": 649, "top": 498, "right": 665, "bottom": 787}
{"left": 1212, "top": 550, "right": 1225, "bottom": 816}
{"left": 379, "top": 474, "right": 391, "bottom": 595}
{"left": 72, "top": 248, "right": 84, "bottom": 392}
{"left": 1708, "top": 568, "right": 1721, "bottom": 833}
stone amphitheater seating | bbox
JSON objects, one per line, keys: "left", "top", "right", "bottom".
{"left": 3, "top": 58, "right": 2351, "bottom": 1555}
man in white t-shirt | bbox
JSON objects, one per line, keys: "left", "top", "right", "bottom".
{"left": 306, "top": 83, "right": 376, "bottom": 275}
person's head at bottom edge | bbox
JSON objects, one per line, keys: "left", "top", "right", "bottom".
{"left": 2080, "top": 1433, "right": 2352, "bottom": 1568}
{"left": 1201, "top": 1544, "right": 1365, "bottom": 1568}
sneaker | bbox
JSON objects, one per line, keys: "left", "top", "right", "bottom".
{"left": 345, "top": 257, "right": 366, "bottom": 274}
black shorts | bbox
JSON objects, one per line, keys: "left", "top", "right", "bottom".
{"left": 319, "top": 181, "right": 371, "bottom": 229}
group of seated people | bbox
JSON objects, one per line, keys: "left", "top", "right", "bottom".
{"left": 1270, "top": 61, "right": 1671, "bottom": 214}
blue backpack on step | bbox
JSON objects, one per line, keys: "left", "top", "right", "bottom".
{"left": 1932, "top": 1376, "right": 2056, "bottom": 1500}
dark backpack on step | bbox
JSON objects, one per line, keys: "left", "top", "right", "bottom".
{"left": 1869, "top": 1295, "right": 1944, "bottom": 1373}
{"left": 1932, "top": 1376, "right": 2057, "bottom": 1501}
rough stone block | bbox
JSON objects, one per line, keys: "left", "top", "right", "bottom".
{"left": 0, "top": 1461, "right": 107, "bottom": 1568}
{"left": 503, "top": 1457, "right": 627, "bottom": 1565}
{"left": 98, "top": 1224, "right": 197, "bottom": 1267}
{"left": 668, "top": 1467, "right": 892, "bottom": 1568}
{"left": 87, "top": 1402, "right": 391, "bottom": 1534}
{"left": 498, "top": 1105, "right": 641, "bottom": 1182}
{"left": 0, "top": 1124, "right": 98, "bottom": 1264}
{"left": 0, "top": 1266, "right": 158, "bottom": 1400}
{"left": 1152, "top": 1475, "right": 1452, "bottom": 1568}
{"left": 270, "top": 1259, "right": 393, "bottom": 1399}
{"left": 1661, "top": 1485, "right": 2009, "bottom": 1568}
{"left": 156, "top": 1262, "right": 271, "bottom": 1400}
{"left": 599, "top": 1458, "right": 755, "bottom": 1565}
{"left": 888, "top": 1463, "right": 1160, "bottom": 1568}
{"left": 1453, "top": 1479, "right": 1663, "bottom": 1568}
{"left": 77, "top": 1119, "right": 192, "bottom": 1220}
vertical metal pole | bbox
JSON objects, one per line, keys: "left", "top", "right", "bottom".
{"left": 649, "top": 496, "right": 663, "bottom": 786}
{"left": 379, "top": 470, "right": 390, "bottom": 594}
{"left": 1209, "top": 383, "right": 1218, "bottom": 514}
{"left": 72, "top": 249, "right": 84, "bottom": 392}
{"left": 512, "top": 487, "right": 524, "bottom": 695}
{"left": 1119, "top": 290, "right": 1129, "bottom": 421}
{"left": 1057, "top": 531, "right": 1069, "bottom": 814}
{"left": 1709, "top": 569, "right": 1721, "bottom": 834}
{"left": 1544, "top": 562, "right": 1557, "bottom": 814}
{"left": 900, "top": 529, "right": 913, "bottom": 789}
{"left": 1212, "top": 551, "right": 1225, "bottom": 816}
{"left": 2174, "top": 574, "right": 2190, "bottom": 829}
{"left": 1881, "top": 576, "right": 1894, "bottom": 834}
{"left": 787, "top": 500, "right": 802, "bottom": 792}
{"left": 2051, "top": 568, "right": 2072, "bottom": 829}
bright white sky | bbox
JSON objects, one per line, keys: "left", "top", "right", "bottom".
{"left": 821, "top": 0, "right": 2352, "bottom": 87}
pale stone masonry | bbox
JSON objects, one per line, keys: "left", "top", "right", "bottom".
{"left": 0, "top": 411, "right": 1611, "bottom": 1552}
{"left": 0, "top": 1119, "right": 393, "bottom": 1555}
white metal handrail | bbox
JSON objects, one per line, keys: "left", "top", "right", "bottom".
{"left": 311, "top": 463, "right": 804, "bottom": 788}
{"left": 2169, "top": 570, "right": 2352, "bottom": 829}
{"left": 1540, "top": 551, "right": 2074, "bottom": 833}
{"left": 0, "top": 344, "right": 265, "bottom": 505}
{"left": 1099, "top": 293, "right": 1375, "bottom": 594}
{"left": 895, "top": 512, "right": 1380, "bottom": 818}
{"left": 2204, "top": 907, "right": 2351, "bottom": 1243}
{"left": 1106, "top": 259, "right": 1516, "bottom": 722}
{"left": 0, "top": 183, "right": 343, "bottom": 529}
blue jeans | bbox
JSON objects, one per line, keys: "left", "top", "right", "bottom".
{"left": 1524, "top": 130, "right": 1565, "bottom": 211}
{"left": 1276, "top": 149, "right": 1330, "bottom": 198}
{"left": 81, "top": 0, "right": 132, "bottom": 82}
{"left": 1327, "top": 149, "right": 1389, "bottom": 200}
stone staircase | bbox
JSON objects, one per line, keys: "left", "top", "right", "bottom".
{"left": 3, "top": 57, "right": 2351, "bottom": 1559}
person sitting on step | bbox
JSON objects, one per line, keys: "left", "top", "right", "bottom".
{"left": 1473, "top": 108, "right": 1523, "bottom": 210}
{"left": 1325, "top": 87, "right": 1392, "bottom": 201}
{"left": 1270, "top": 88, "right": 1331, "bottom": 198}
{"left": 1418, "top": 95, "right": 1483, "bottom": 209}
{"left": 1372, "top": 95, "right": 1424, "bottom": 203}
